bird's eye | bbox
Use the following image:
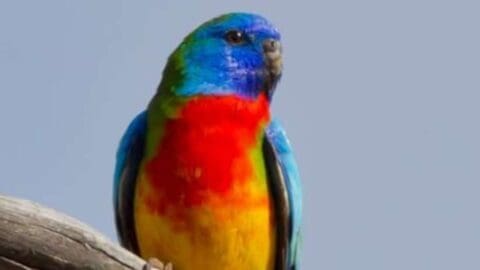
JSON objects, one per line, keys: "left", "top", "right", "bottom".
{"left": 225, "top": 30, "right": 246, "bottom": 45}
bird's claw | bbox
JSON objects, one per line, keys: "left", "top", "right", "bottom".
{"left": 142, "top": 257, "right": 173, "bottom": 270}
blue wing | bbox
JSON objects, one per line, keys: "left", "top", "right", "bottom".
{"left": 265, "top": 120, "right": 303, "bottom": 270}
{"left": 113, "top": 111, "right": 147, "bottom": 254}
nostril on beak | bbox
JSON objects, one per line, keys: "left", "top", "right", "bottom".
{"left": 263, "top": 39, "right": 281, "bottom": 53}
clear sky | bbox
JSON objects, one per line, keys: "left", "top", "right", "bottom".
{"left": 1, "top": 1, "right": 480, "bottom": 269}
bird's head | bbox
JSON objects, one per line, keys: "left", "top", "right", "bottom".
{"left": 159, "top": 13, "right": 282, "bottom": 100}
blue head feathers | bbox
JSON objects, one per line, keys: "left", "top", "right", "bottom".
{"left": 159, "top": 13, "right": 283, "bottom": 100}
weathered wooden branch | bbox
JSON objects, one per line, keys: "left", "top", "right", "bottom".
{"left": 0, "top": 194, "right": 146, "bottom": 270}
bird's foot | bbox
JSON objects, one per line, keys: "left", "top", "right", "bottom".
{"left": 143, "top": 257, "right": 173, "bottom": 270}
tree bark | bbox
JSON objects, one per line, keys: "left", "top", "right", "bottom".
{"left": 0, "top": 194, "right": 146, "bottom": 270}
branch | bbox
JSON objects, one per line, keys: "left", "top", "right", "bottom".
{"left": 0, "top": 194, "right": 146, "bottom": 270}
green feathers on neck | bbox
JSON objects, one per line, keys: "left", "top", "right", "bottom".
{"left": 157, "top": 45, "right": 186, "bottom": 95}
{"left": 145, "top": 44, "right": 189, "bottom": 157}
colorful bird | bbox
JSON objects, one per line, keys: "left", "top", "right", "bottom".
{"left": 114, "top": 13, "right": 302, "bottom": 270}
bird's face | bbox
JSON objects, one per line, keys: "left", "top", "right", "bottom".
{"left": 163, "top": 13, "right": 282, "bottom": 100}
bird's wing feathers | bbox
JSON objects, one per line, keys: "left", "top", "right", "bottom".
{"left": 113, "top": 111, "right": 147, "bottom": 254}
{"left": 264, "top": 120, "right": 303, "bottom": 270}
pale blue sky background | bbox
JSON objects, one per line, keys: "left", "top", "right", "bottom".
{"left": 1, "top": 1, "right": 480, "bottom": 269}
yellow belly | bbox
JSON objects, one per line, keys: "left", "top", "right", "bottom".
{"left": 134, "top": 176, "right": 276, "bottom": 270}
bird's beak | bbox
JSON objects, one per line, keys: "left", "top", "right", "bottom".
{"left": 263, "top": 38, "right": 283, "bottom": 99}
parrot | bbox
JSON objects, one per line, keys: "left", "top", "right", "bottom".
{"left": 114, "top": 13, "right": 302, "bottom": 270}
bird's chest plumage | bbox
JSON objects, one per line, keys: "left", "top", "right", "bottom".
{"left": 134, "top": 94, "right": 276, "bottom": 270}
